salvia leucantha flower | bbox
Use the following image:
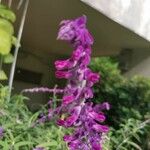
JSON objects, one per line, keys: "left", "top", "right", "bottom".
{"left": 56, "top": 15, "right": 110, "bottom": 150}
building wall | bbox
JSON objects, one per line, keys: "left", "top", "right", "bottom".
{"left": 12, "top": 49, "right": 61, "bottom": 110}
{"left": 125, "top": 49, "right": 150, "bottom": 78}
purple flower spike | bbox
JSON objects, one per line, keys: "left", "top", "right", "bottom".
{"left": 55, "top": 15, "right": 109, "bottom": 150}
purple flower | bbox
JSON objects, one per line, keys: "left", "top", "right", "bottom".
{"left": 87, "top": 72, "right": 100, "bottom": 84}
{"left": 82, "top": 54, "right": 91, "bottom": 66}
{"left": 91, "top": 142, "right": 102, "bottom": 150}
{"left": 58, "top": 106, "right": 81, "bottom": 127}
{"left": 102, "top": 102, "right": 110, "bottom": 110}
{"left": 88, "top": 111, "right": 105, "bottom": 122}
{"left": 68, "top": 140, "right": 81, "bottom": 150}
{"left": 94, "top": 102, "right": 110, "bottom": 111}
{"left": 57, "top": 119, "right": 65, "bottom": 126}
{"left": 55, "top": 59, "right": 71, "bottom": 70}
{"left": 55, "top": 71, "right": 72, "bottom": 79}
{"left": 38, "top": 115, "right": 47, "bottom": 124}
{"left": 72, "top": 46, "right": 83, "bottom": 60}
{"left": 83, "top": 87, "right": 93, "bottom": 99}
{"left": 63, "top": 95, "right": 74, "bottom": 105}
{"left": 47, "top": 109, "right": 53, "bottom": 120}
{"left": 64, "top": 135, "right": 75, "bottom": 142}
{"left": 0, "top": 127, "right": 4, "bottom": 138}
{"left": 93, "top": 124, "right": 109, "bottom": 133}
{"left": 57, "top": 15, "right": 93, "bottom": 46}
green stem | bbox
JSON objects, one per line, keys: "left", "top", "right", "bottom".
{"left": 0, "top": 54, "right": 3, "bottom": 71}
{"left": 8, "top": 0, "right": 29, "bottom": 99}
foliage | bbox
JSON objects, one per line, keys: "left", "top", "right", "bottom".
{"left": 103, "top": 118, "right": 150, "bottom": 150}
{"left": 90, "top": 57, "right": 150, "bottom": 150}
{"left": 0, "top": 4, "right": 16, "bottom": 80}
{"left": 0, "top": 58, "right": 149, "bottom": 150}
{"left": 90, "top": 57, "right": 150, "bottom": 121}
{"left": 0, "top": 84, "right": 68, "bottom": 150}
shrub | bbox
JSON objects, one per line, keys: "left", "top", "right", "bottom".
{"left": 0, "top": 84, "right": 68, "bottom": 150}
{"left": 90, "top": 57, "right": 150, "bottom": 149}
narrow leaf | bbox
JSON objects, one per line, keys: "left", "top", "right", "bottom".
{"left": 0, "top": 70, "right": 7, "bottom": 80}
{"left": 3, "top": 53, "right": 14, "bottom": 63}
{"left": 127, "top": 141, "right": 142, "bottom": 150}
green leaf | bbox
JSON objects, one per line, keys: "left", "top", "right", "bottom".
{"left": 14, "top": 141, "right": 33, "bottom": 150}
{"left": 3, "top": 53, "right": 14, "bottom": 63}
{"left": 119, "top": 146, "right": 128, "bottom": 150}
{"left": 127, "top": 141, "right": 142, "bottom": 150}
{"left": 0, "top": 29, "right": 12, "bottom": 55}
{"left": 0, "top": 70, "right": 7, "bottom": 80}
{"left": 132, "top": 133, "right": 141, "bottom": 142}
{"left": 12, "top": 36, "right": 21, "bottom": 47}
{"left": 0, "top": 141, "right": 9, "bottom": 150}
{"left": 7, "top": 129, "right": 15, "bottom": 141}
{"left": 0, "top": 8, "right": 16, "bottom": 22}
{"left": 0, "top": 18, "right": 14, "bottom": 34}
{"left": 28, "top": 112, "right": 39, "bottom": 127}
{"left": 0, "top": 141, "right": 5, "bottom": 147}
